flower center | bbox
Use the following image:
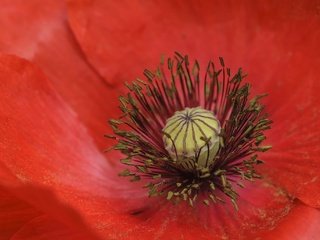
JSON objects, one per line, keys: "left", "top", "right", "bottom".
{"left": 162, "top": 107, "right": 221, "bottom": 169}
{"left": 108, "top": 53, "right": 272, "bottom": 209}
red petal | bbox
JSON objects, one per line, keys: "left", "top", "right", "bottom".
{"left": 0, "top": 187, "right": 94, "bottom": 240}
{"left": 0, "top": 54, "right": 128, "bottom": 238}
{"left": 67, "top": 0, "right": 320, "bottom": 206}
{"left": 67, "top": 0, "right": 319, "bottom": 85}
{"left": 258, "top": 33, "right": 320, "bottom": 207}
{"left": 0, "top": 187, "right": 40, "bottom": 239}
{"left": 260, "top": 201, "right": 320, "bottom": 240}
{"left": 11, "top": 215, "right": 90, "bottom": 240}
{"left": 0, "top": 0, "right": 121, "bottom": 149}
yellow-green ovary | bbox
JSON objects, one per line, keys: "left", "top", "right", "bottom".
{"left": 162, "top": 107, "right": 221, "bottom": 169}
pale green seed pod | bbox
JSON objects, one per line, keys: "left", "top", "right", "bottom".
{"left": 162, "top": 107, "right": 221, "bottom": 170}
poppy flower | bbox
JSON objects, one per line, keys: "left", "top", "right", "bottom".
{"left": 0, "top": 0, "right": 320, "bottom": 239}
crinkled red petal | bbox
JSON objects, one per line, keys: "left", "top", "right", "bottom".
{"left": 0, "top": 54, "right": 135, "bottom": 239}
{"left": 67, "top": 0, "right": 319, "bottom": 85}
{"left": 0, "top": 0, "right": 122, "bottom": 149}
{"left": 259, "top": 42, "right": 320, "bottom": 207}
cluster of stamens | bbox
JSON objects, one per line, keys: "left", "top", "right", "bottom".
{"left": 107, "top": 53, "right": 272, "bottom": 209}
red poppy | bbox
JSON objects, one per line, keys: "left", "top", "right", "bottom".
{"left": 0, "top": 0, "right": 320, "bottom": 239}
